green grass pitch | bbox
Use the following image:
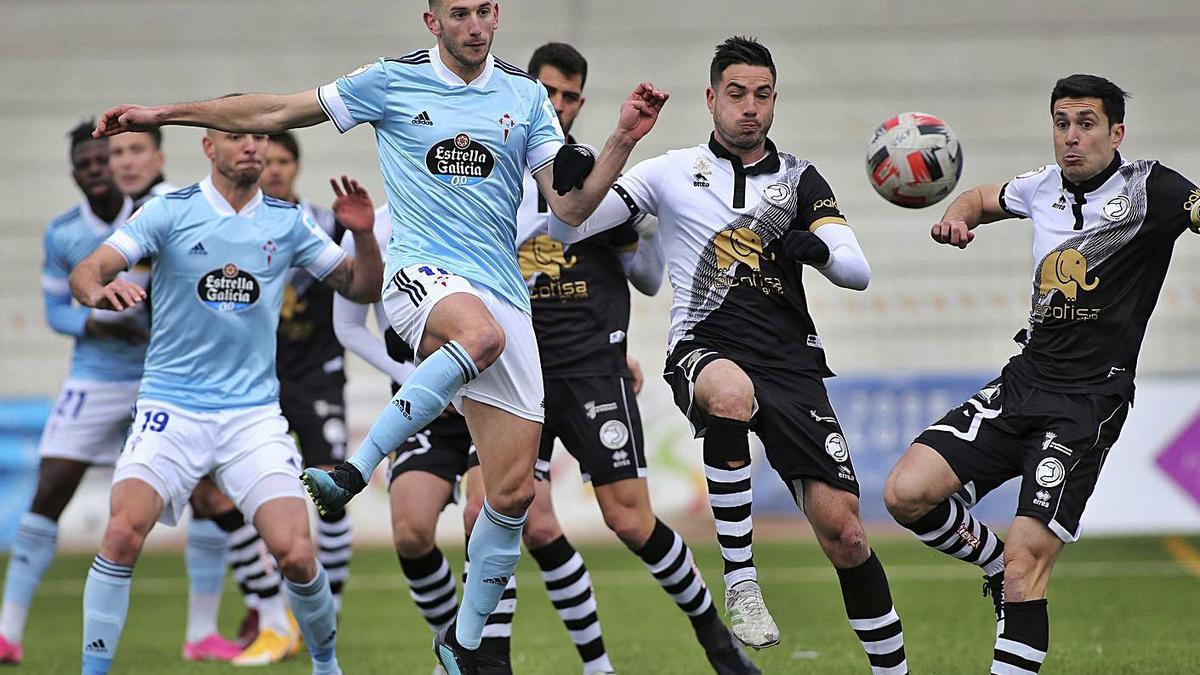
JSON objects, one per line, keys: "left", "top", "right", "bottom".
{"left": 16, "top": 535, "right": 1200, "bottom": 673}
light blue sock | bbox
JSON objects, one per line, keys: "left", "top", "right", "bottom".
{"left": 347, "top": 340, "right": 478, "bottom": 481}
{"left": 285, "top": 565, "right": 339, "bottom": 669}
{"left": 456, "top": 501, "right": 526, "bottom": 650}
{"left": 81, "top": 556, "right": 132, "bottom": 675}
{"left": 0, "top": 513, "right": 58, "bottom": 642}
{"left": 185, "top": 518, "right": 227, "bottom": 642}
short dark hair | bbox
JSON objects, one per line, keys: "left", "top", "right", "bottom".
{"left": 68, "top": 119, "right": 100, "bottom": 159}
{"left": 1050, "top": 74, "right": 1130, "bottom": 125}
{"left": 144, "top": 128, "right": 163, "bottom": 149}
{"left": 710, "top": 36, "right": 775, "bottom": 88}
{"left": 269, "top": 131, "right": 301, "bottom": 162}
{"left": 528, "top": 42, "right": 587, "bottom": 88}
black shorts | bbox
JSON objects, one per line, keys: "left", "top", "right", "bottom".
{"left": 914, "top": 369, "right": 1130, "bottom": 543}
{"left": 531, "top": 376, "right": 646, "bottom": 487}
{"left": 387, "top": 412, "right": 472, "bottom": 495}
{"left": 279, "top": 380, "right": 346, "bottom": 467}
{"left": 664, "top": 344, "right": 859, "bottom": 496}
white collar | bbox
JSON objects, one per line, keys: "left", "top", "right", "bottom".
{"left": 200, "top": 175, "right": 263, "bottom": 217}
{"left": 79, "top": 195, "right": 133, "bottom": 234}
{"left": 429, "top": 45, "right": 494, "bottom": 89}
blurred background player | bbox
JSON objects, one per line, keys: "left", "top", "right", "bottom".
{"left": 0, "top": 122, "right": 140, "bottom": 665}
{"left": 552, "top": 36, "right": 909, "bottom": 675}
{"left": 261, "top": 132, "right": 355, "bottom": 616}
{"left": 108, "top": 127, "right": 289, "bottom": 662}
{"left": 67, "top": 127, "right": 382, "bottom": 675}
{"left": 462, "top": 42, "right": 756, "bottom": 675}
{"left": 332, "top": 205, "right": 473, "bottom": 674}
{"left": 884, "top": 74, "right": 1200, "bottom": 675}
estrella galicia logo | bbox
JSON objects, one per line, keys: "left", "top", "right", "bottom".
{"left": 426, "top": 133, "right": 495, "bottom": 186}
{"left": 197, "top": 263, "right": 260, "bottom": 313}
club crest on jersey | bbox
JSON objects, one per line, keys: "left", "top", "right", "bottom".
{"left": 426, "top": 133, "right": 495, "bottom": 186}
{"left": 824, "top": 433, "right": 850, "bottom": 463}
{"left": 599, "top": 420, "right": 630, "bottom": 450}
{"left": 1035, "top": 457, "right": 1066, "bottom": 488}
{"left": 1102, "top": 195, "right": 1131, "bottom": 221}
{"left": 498, "top": 113, "right": 515, "bottom": 144}
{"left": 762, "top": 182, "right": 793, "bottom": 205}
{"left": 262, "top": 239, "right": 278, "bottom": 266}
{"left": 197, "top": 263, "right": 260, "bottom": 313}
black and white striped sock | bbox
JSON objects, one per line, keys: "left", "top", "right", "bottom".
{"left": 530, "top": 535, "right": 612, "bottom": 674}
{"left": 317, "top": 509, "right": 353, "bottom": 614}
{"left": 634, "top": 519, "right": 717, "bottom": 631}
{"left": 464, "top": 543, "right": 517, "bottom": 654}
{"left": 703, "top": 416, "right": 757, "bottom": 590}
{"left": 212, "top": 509, "right": 281, "bottom": 606}
{"left": 398, "top": 547, "right": 458, "bottom": 634}
{"left": 905, "top": 495, "right": 1005, "bottom": 575}
{"left": 992, "top": 600, "right": 1048, "bottom": 674}
{"left": 838, "top": 551, "right": 908, "bottom": 675}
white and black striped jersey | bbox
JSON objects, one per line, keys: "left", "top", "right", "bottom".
{"left": 999, "top": 153, "right": 1199, "bottom": 394}
{"left": 605, "top": 135, "right": 850, "bottom": 373}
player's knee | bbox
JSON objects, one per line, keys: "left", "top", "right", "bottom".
{"left": 602, "top": 508, "right": 653, "bottom": 549}
{"left": 703, "top": 385, "right": 753, "bottom": 420}
{"left": 521, "top": 519, "right": 561, "bottom": 550}
{"left": 489, "top": 483, "right": 535, "bottom": 517}
{"left": 392, "top": 520, "right": 436, "bottom": 559}
{"left": 29, "top": 488, "right": 70, "bottom": 521}
{"left": 1003, "top": 546, "right": 1053, "bottom": 602}
{"left": 883, "top": 466, "right": 935, "bottom": 524}
{"left": 821, "top": 521, "right": 870, "bottom": 568}
{"left": 100, "top": 519, "right": 147, "bottom": 565}
{"left": 274, "top": 539, "right": 317, "bottom": 583}
{"left": 457, "top": 321, "right": 505, "bottom": 371}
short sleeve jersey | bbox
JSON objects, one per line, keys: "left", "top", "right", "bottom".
{"left": 614, "top": 135, "right": 849, "bottom": 374}
{"left": 105, "top": 177, "right": 346, "bottom": 411}
{"left": 998, "top": 153, "right": 1199, "bottom": 394}
{"left": 41, "top": 197, "right": 143, "bottom": 381}
{"left": 516, "top": 169, "right": 639, "bottom": 378}
{"left": 317, "top": 47, "right": 565, "bottom": 314}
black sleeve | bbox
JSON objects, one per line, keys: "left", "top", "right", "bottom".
{"left": 606, "top": 219, "right": 640, "bottom": 252}
{"left": 1147, "top": 163, "right": 1200, "bottom": 235}
{"left": 793, "top": 165, "right": 849, "bottom": 231}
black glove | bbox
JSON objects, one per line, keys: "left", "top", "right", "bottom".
{"left": 782, "top": 230, "right": 831, "bottom": 266}
{"left": 551, "top": 144, "right": 597, "bottom": 196}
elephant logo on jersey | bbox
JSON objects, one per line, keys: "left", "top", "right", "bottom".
{"left": 518, "top": 235, "right": 577, "bottom": 280}
{"left": 1037, "top": 248, "right": 1099, "bottom": 303}
{"left": 197, "top": 264, "right": 260, "bottom": 313}
{"left": 426, "top": 133, "right": 495, "bottom": 186}
{"left": 715, "top": 227, "right": 772, "bottom": 272}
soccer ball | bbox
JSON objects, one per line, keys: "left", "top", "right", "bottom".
{"left": 866, "top": 112, "right": 963, "bottom": 208}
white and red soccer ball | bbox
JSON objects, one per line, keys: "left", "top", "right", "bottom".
{"left": 866, "top": 112, "right": 962, "bottom": 208}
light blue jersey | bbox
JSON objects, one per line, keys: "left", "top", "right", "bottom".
{"left": 105, "top": 177, "right": 346, "bottom": 411}
{"left": 41, "top": 197, "right": 145, "bottom": 382}
{"left": 317, "top": 46, "right": 565, "bottom": 314}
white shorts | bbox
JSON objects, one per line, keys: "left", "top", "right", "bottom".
{"left": 113, "top": 399, "right": 306, "bottom": 526}
{"left": 38, "top": 379, "right": 140, "bottom": 465}
{"left": 382, "top": 264, "right": 544, "bottom": 423}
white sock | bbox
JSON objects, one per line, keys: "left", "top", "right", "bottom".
{"left": 258, "top": 591, "right": 290, "bottom": 635}
{"left": 0, "top": 603, "right": 29, "bottom": 644}
{"left": 185, "top": 592, "right": 221, "bottom": 643}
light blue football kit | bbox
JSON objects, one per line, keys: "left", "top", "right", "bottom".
{"left": 316, "top": 47, "right": 564, "bottom": 650}
{"left": 81, "top": 177, "right": 345, "bottom": 675}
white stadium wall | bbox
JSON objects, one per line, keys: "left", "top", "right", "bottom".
{"left": 1, "top": 0, "right": 1198, "bottom": 548}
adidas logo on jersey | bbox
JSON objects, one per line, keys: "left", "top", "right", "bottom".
{"left": 189, "top": 242, "right": 208, "bottom": 255}
{"left": 411, "top": 111, "right": 434, "bottom": 126}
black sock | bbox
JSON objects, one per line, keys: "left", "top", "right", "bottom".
{"left": 703, "top": 416, "right": 756, "bottom": 590}
{"left": 529, "top": 535, "right": 611, "bottom": 672}
{"left": 836, "top": 551, "right": 908, "bottom": 675}
{"left": 904, "top": 496, "right": 1005, "bottom": 575}
{"left": 992, "top": 599, "right": 1049, "bottom": 674}
{"left": 633, "top": 518, "right": 720, "bottom": 642}
{"left": 398, "top": 547, "right": 458, "bottom": 634}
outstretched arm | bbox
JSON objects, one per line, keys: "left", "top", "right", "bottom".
{"left": 535, "top": 83, "right": 669, "bottom": 225}
{"left": 94, "top": 90, "right": 326, "bottom": 137}
{"left": 931, "top": 182, "right": 1012, "bottom": 249}
{"left": 618, "top": 219, "right": 664, "bottom": 296}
